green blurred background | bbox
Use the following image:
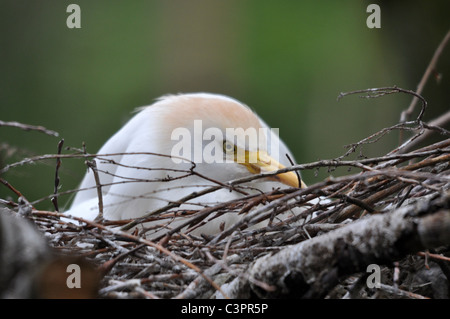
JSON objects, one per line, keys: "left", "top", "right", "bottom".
{"left": 1, "top": 0, "right": 449, "bottom": 210}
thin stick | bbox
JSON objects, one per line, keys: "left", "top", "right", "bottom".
{"left": 0, "top": 120, "right": 59, "bottom": 137}
{"left": 338, "top": 86, "right": 428, "bottom": 123}
{"left": 417, "top": 251, "right": 450, "bottom": 263}
{"left": 399, "top": 110, "right": 450, "bottom": 153}
{"left": 51, "top": 139, "right": 64, "bottom": 212}
{"left": 400, "top": 30, "right": 450, "bottom": 122}
{"left": 0, "top": 177, "right": 34, "bottom": 209}
{"left": 85, "top": 160, "right": 104, "bottom": 221}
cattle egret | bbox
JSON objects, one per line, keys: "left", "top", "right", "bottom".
{"left": 65, "top": 93, "right": 306, "bottom": 237}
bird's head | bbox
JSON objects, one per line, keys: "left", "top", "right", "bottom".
{"left": 155, "top": 93, "right": 306, "bottom": 189}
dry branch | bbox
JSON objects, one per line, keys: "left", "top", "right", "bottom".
{"left": 0, "top": 120, "right": 59, "bottom": 137}
{"left": 216, "top": 193, "right": 450, "bottom": 298}
{"left": 400, "top": 30, "right": 450, "bottom": 123}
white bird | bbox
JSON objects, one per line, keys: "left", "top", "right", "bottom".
{"left": 65, "top": 93, "right": 306, "bottom": 237}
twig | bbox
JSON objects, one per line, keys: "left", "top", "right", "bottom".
{"left": 377, "top": 283, "right": 430, "bottom": 299}
{"left": 338, "top": 86, "right": 428, "bottom": 123}
{"left": 51, "top": 139, "right": 64, "bottom": 212}
{"left": 400, "top": 30, "right": 450, "bottom": 123}
{"left": 85, "top": 160, "right": 104, "bottom": 221}
{"left": 417, "top": 251, "right": 450, "bottom": 263}
{"left": 0, "top": 177, "right": 33, "bottom": 209}
{"left": 0, "top": 120, "right": 59, "bottom": 137}
{"left": 399, "top": 110, "right": 450, "bottom": 153}
{"left": 120, "top": 185, "right": 223, "bottom": 232}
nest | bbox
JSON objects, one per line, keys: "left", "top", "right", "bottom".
{"left": 1, "top": 34, "right": 450, "bottom": 300}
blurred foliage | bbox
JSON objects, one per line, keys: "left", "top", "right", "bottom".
{"left": 0, "top": 0, "right": 449, "bottom": 210}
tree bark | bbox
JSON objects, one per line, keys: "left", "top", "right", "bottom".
{"left": 217, "top": 192, "right": 450, "bottom": 298}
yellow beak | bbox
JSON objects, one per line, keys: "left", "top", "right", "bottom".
{"left": 238, "top": 150, "right": 306, "bottom": 189}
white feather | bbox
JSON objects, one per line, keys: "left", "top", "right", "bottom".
{"left": 65, "top": 93, "right": 303, "bottom": 237}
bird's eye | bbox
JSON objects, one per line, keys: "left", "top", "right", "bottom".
{"left": 223, "top": 141, "right": 236, "bottom": 155}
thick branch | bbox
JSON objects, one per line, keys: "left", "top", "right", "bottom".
{"left": 218, "top": 193, "right": 450, "bottom": 298}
